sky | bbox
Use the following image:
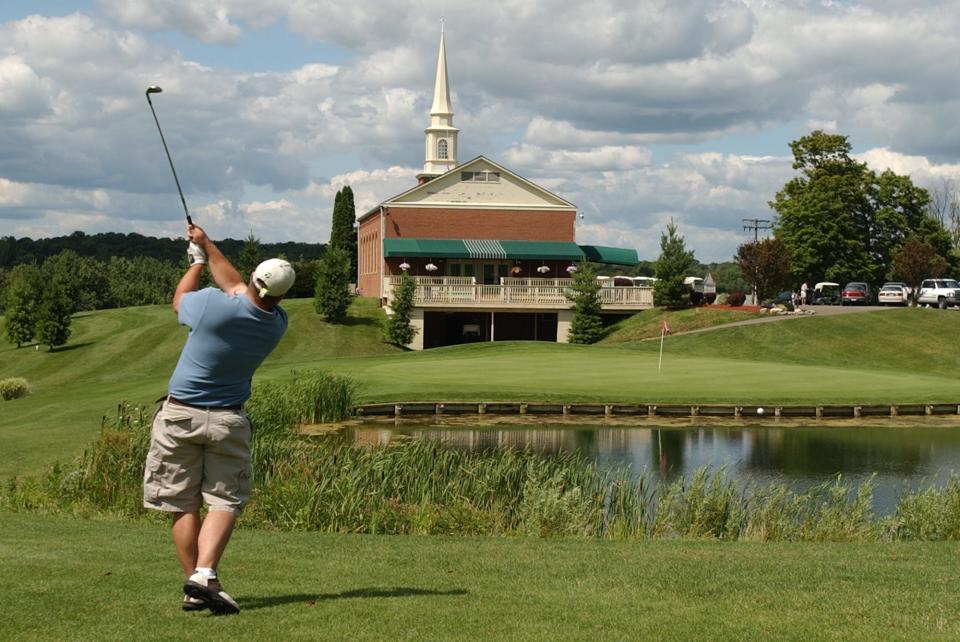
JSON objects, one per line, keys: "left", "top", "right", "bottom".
{"left": 1, "top": 1, "right": 960, "bottom": 262}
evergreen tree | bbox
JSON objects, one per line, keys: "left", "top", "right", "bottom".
{"left": 313, "top": 246, "right": 351, "bottom": 322}
{"left": 329, "top": 186, "right": 358, "bottom": 282}
{"left": 237, "top": 232, "right": 262, "bottom": 280}
{"left": 654, "top": 219, "right": 695, "bottom": 309}
{"left": 35, "top": 275, "right": 72, "bottom": 351}
{"left": 3, "top": 264, "right": 41, "bottom": 348}
{"left": 566, "top": 262, "right": 603, "bottom": 344}
{"left": 384, "top": 273, "right": 417, "bottom": 347}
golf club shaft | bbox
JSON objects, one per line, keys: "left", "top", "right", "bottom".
{"left": 146, "top": 94, "right": 193, "bottom": 226}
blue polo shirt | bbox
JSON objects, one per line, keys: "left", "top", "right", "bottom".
{"left": 168, "top": 288, "right": 288, "bottom": 407}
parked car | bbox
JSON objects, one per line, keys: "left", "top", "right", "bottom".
{"left": 916, "top": 279, "right": 960, "bottom": 309}
{"left": 812, "top": 282, "right": 840, "bottom": 305}
{"left": 841, "top": 282, "right": 873, "bottom": 305}
{"left": 878, "top": 283, "right": 910, "bottom": 306}
{"left": 764, "top": 290, "right": 795, "bottom": 307}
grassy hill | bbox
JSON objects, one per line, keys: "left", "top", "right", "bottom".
{"left": 615, "top": 307, "right": 960, "bottom": 379}
{"left": 0, "top": 297, "right": 397, "bottom": 475}
{"left": 601, "top": 306, "right": 761, "bottom": 343}
{"left": 2, "top": 301, "right": 958, "bottom": 477}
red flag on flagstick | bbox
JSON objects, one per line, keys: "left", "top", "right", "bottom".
{"left": 662, "top": 319, "right": 670, "bottom": 334}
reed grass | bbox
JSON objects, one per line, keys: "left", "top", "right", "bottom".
{"left": 3, "top": 369, "right": 960, "bottom": 541}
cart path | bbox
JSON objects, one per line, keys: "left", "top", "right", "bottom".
{"left": 644, "top": 305, "right": 895, "bottom": 341}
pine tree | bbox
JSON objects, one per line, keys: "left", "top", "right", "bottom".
{"left": 3, "top": 264, "right": 40, "bottom": 348}
{"left": 566, "top": 262, "right": 603, "bottom": 344}
{"left": 654, "top": 219, "right": 695, "bottom": 310}
{"left": 237, "top": 233, "right": 262, "bottom": 280}
{"left": 384, "top": 273, "right": 417, "bottom": 347}
{"left": 329, "top": 186, "right": 358, "bottom": 282}
{"left": 313, "top": 247, "right": 351, "bottom": 322}
{"left": 35, "top": 276, "right": 72, "bottom": 351}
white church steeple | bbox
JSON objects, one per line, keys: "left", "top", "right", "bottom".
{"left": 418, "top": 24, "right": 459, "bottom": 184}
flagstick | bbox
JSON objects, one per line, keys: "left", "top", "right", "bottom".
{"left": 658, "top": 326, "right": 665, "bottom": 374}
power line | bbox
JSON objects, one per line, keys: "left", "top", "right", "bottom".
{"left": 743, "top": 218, "right": 772, "bottom": 242}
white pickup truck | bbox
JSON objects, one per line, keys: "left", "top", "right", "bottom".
{"left": 916, "top": 279, "right": 960, "bottom": 308}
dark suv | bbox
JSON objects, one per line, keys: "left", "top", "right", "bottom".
{"left": 841, "top": 282, "right": 873, "bottom": 305}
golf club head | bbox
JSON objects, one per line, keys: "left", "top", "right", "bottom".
{"left": 146, "top": 85, "right": 163, "bottom": 96}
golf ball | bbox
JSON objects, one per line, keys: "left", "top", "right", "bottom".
{"left": 757, "top": 407, "right": 765, "bottom": 415}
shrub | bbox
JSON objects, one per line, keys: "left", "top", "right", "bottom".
{"left": 727, "top": 291, "right": 746, "bottom": 306}
{"left": 0, "top": 377, "right": 30, "bottom": 400}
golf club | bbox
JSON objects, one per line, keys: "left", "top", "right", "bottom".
{"left": 145, "top": 86, "right": 193, "bottom": 226}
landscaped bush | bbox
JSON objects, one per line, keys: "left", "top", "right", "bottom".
{"left": 0, "top": 377, "right": 30, "bottom": 400}
{"left": 727, "top": 291, "right": 746, "bottom": 306}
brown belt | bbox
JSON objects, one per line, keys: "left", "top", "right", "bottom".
{"left": 167, "top": 395, "right": 243, "bottom": 411}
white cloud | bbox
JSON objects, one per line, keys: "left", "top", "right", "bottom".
{"left": 3, "top": 2, "right": 960, "bottom": 264}
{"left": 94, "top": 0, "right": 246, "bottom": 43}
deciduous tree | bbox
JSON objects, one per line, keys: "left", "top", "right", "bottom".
{"left": 35, "top": 275, "right": 72, "bottom": 351}
{"left": 772, "top": 130, "right": 953, "bottom": 285}
{"left": 893, "top": 238, "right": 947, "bottom": 306}
{"left": 3, "top": 264, "right": 40, "bottom": 347}
{"left": 735, "top": 238, "right": 792, "bottom": 302}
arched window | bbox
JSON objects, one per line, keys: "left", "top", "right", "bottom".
{"left": 437, "top": 139, "right": 448, "bottom": 160}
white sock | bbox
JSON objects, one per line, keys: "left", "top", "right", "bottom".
{"left": 195, "top": 567, "right": 217, "bottom": 578}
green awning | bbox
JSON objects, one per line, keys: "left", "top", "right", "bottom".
{"left": 579, "top": 245, "right": 639, "bottom": 266}
{"left": 383, "top": 238, "right": 585, "bottom": 261}
{"left": 382, "top": 238, "right": 467, "bottom": 258}
{"left": 499, "top": 241, "right": 584, "bottom": 260}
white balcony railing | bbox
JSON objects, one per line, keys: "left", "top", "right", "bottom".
{"left": 384, "top": 276, "right": 653, "bottom": 310}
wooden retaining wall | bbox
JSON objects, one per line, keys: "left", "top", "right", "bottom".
{"left": 354, "top": 402, "right": 960, "bottom": 419}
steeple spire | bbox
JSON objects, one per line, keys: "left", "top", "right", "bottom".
{"left": 430, "top": 23, "right": 452, "bottom": 116}
{"left": 418, "top": 23, "right": 459, "bottom": 184}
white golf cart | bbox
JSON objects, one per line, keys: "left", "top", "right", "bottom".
{"left": 812, "top": 282, "right": 840, "bottom": 305}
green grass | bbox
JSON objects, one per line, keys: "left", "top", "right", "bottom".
{"left": 601, "top": 306, "right": 761, "bottom": 343}
{"left": 1, "top": 512, "right": 958, "bottom": 641}
{"left": 0, "top": 298, "right": 395, "bottom": 476}
{"left": 617, "top": 307, "right": 960, "bottom": 379}
{"left": 3, "top": 301, "right": 959, "bottom": 478}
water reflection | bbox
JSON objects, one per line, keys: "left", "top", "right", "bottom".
{"left": 341, "top": 421, "right": 960, "bottom": 512}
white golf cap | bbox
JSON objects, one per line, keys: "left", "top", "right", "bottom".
{"left": 253, "top": 258, "right": 296, "bottom": 298}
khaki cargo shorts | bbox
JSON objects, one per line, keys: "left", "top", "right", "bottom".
{"left": 143, "top": 399, "right": 252, "bottom": 515}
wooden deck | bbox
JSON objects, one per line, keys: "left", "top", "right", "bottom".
{"left": 384, "top": 276, "right": 654, "bottom": 311}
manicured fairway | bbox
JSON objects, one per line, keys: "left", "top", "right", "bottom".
{"left": 1, "top": 512, "right": 958, "bottom": 641}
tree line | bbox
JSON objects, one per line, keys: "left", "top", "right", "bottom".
{"left": 0, "top": 230, "right": 324, "bottom": 269}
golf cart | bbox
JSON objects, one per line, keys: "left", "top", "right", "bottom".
{"left": 812, "top": 282, "right": 840, "bottom": 305}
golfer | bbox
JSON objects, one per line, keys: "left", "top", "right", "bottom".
{"left": 143, "top": 224, "right": 294, "bottom": 615}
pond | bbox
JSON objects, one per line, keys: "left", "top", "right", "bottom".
{"left": 339, "top": 418, "right": 960, "bottom": 512}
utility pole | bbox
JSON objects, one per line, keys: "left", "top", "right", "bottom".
{"left": 743, "top": 218, "right": 772, "bottom": 242}
{"left": 743, "top": 218, "right": 773, "bottom": 304}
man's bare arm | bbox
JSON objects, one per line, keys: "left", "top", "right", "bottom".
{"left": 188, "top": 225, "right": 245, "bottom": 295}
{"left": 172, "top": 264, "right": 204, "bottom": 313}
